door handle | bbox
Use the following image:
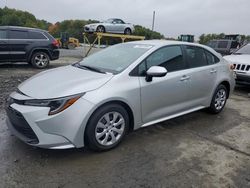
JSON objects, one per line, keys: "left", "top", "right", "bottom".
{"left": 210, "top": 69, "right": 217, "bottom": 74}
{"left": 180, "top": 75, "right": 190, "bottom": 81}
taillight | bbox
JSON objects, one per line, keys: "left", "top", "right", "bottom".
{"left": 52, "top": 40, "right": 59, "bottom": 48}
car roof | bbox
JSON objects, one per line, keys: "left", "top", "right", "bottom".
{"left": 128, "top": 40, "right": 204, "bottom": 48}
{"left": 0, "top": 26, "right": 47, "bottom": 32}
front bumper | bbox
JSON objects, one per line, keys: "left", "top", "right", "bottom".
{"left": 235, "top": 73, "right": 250, "bottom": 83}
{"left": 50, "top": 49, "right": 60, "bottom": 60}
{"left": 6, "top": 93, "right": 95, "bottom": 149}
{"left": 84, "top": 26, "right": 96, "bottom": 33}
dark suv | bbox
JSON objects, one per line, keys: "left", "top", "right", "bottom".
{"left": 0, "top": 26, "right": 59, "bottom": 68}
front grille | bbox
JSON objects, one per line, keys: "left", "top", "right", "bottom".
{"left": 233, "top": 63, "right": 250, "bottom": 72}
{"left": 6, "top": 106, "right": 39, "bottom": 144}
{"left": 84, "top": 27, "right": 89, "bottom": 31}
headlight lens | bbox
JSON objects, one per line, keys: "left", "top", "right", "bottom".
{"left": 23, "top": 94, "right": 82, "bottom": 115}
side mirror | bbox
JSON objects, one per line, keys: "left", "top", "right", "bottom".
{"left": 146, "top": 66, "right": 167, "bottom": 82}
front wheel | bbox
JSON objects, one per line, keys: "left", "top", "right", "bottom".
{"left": 85, "top": 104, "right": 129, "bottom": 151}
{"left": 96, "top": 26, "right": 105, "bottom": 33}
{"left": 208, "top": 84, "right": 228, "bottom": 114}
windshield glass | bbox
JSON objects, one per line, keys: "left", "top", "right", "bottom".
{"left": 79, "top": 43, "right": 153, "bottom": 74}
{"left": 104, "top": 19, "right": 114, "bottom": 23}
{"left": 234, "top": 44, "right": 250, "bottom": 55}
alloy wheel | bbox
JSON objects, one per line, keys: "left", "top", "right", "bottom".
{"left": 95, "top": 112, "right": 125, "bottom": 146}
{"left": 214, "top": 88, "right": 226, "bottom": 110}
{"left": 34, "top": 54, "right": 49, "bottom": 68}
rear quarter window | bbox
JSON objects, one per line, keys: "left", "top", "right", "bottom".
{"left": 28, "top": 31, "right": 47, "bottom": 40}
{"left": 205, "top": 50, "right": 220, "bottom": 65}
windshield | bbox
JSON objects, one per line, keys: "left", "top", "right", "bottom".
{"left": 234, "top": 44, "right": 250, "bottom": 55}
{"left": 104, "top": 19, "right": 114, "bottom": 23}
{"left": 78, "top": 43, "right": 153, "bottom": 74}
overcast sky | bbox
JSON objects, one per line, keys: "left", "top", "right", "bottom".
{"left": 1, "top": 0, "right": 250, "bottom": 38}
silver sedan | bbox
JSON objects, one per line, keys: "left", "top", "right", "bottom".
{"left": 84, "top": 18, "right": 135, "bottom": 35}
{"left": 6, "top": 40, "right": 235, "bottom": 151}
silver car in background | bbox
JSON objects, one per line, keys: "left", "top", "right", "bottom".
{"left": 84, "top": 18, "right": 134, "bottom": 35}
{"left": 6, "top": 40, "right": 235, "bottom": 151}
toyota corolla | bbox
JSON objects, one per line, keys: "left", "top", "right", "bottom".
{"left": 6, "top": 40, "right": 235, "bottom": 151}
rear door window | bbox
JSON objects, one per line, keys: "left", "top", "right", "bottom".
{"left": 184, "top": 45, "right": 208, "bottom": 68}
{"left": 9, "top": 30, "right": 28, "bottom": 39}
{"left": 205, "top": 50, "right": 220, "bottom": 65}
{"left": 0, "top": 30, "right": 7, "bottom": 39}
{"left": 28, "top": 31, "right": 47, "bottom": 40}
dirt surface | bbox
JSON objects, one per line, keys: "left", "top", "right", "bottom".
{"left": 0, "top": 58, "right": 250, "bottom": 188}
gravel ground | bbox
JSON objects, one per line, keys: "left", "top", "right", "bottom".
{"left": 0, "top": 57, "right": 250, "bottom": 188}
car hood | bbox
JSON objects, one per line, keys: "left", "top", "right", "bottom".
{"left": 18, "top": 65, "right": 113, "bottom": 99}
{"left": 224, "top": 55, "right": 250, "bottom": 65}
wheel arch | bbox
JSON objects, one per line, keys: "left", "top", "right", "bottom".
{"left": 86, "top": 100, "right": 135, "bottom": 134}
{"left": 28, "top": 48, "right": 52, "bottom": 62}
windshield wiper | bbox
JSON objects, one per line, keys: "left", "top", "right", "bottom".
{"left": 73, "top": 63, "right": 106, "bottom": 74}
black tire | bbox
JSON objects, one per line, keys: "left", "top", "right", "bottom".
{"left": 31, "top": 52, "right": 50, "bottom": 69}
{"left": 124, "top": 28, "right": 132, "bottom": 35}
{"left": 208, "top": 84, "right": 228, "bottom": 114}
{"left": 85, "top": 104, "right": 129, "bottom": 151}
{"left": 96, "top": 26, "right": 105, "bottom": 33}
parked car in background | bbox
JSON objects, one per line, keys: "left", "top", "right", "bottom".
{"left": 224, "top": 43, "right": 250, "bottom": 83}
{"left": 6, "top": 40, "right": 235, "bottom": 151}
{"left": 207, "top": 39, "right": 240, "bottom": 56}
{"left": 0, "top": 26, "right": 60, "bottom": 68}
{"left": 84, "top": 18, "right": 134, "bottom": 35}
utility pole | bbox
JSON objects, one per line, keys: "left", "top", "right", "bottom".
{"left": 152, "top": 11, "right": 155, "bottom": 31}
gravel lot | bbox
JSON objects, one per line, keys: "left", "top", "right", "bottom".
{"left": 0, "top": 55, "right": 250, "bottom": 188}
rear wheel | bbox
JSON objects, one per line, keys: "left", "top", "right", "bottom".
{"left": 208, "top": 84, "right": 228, "bottom": 114}
{"left": 96, "top": 26, "right": 105, "bottom": 33}
{"left": 124, "top": 28, "right": 132, "bottom": 35}
{"left": 85, "top": 104, "right": 129, "bottom": 151}
{"left": 31, "top": 52, "right": 50, "bottom": 69}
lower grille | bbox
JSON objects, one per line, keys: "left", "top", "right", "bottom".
{"left": 6, "top": 106, "right": 39, "bottom": 144}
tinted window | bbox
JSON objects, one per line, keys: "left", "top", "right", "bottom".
{"left": 218, "top": 41, "right": 228, "bottom": 49}
{"left": 0, "top": 30, "right": 7, "bottom": 39}
{"left": 205, "top": 50, "right": 219, "bottom": 65}
{"left": 185, "top": 46, "right": 207, "bottom": 68}
{"left": 9, "top": 30, "right": 28, "bottom": 39}
{"left": 139, "top": 46, "right": 185, "bottom": 74}
{"left": 29, "top": 31, "right": 47, "bottom": 39}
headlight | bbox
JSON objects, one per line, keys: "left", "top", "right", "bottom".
{"left": 23, "top": 94, "right": 83, "bottom": 115}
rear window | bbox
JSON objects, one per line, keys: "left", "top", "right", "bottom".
{"left": 9, "top": 30, "right": 28, "bottom": 39}
{"left": 217, "top": 41, "right": 228, "bottom": 49}
{"left": 0, "top": 30, "right": 7, "bottom": 39}
{"left": 29, "top": 31, "right": 47, "bottom": 40}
